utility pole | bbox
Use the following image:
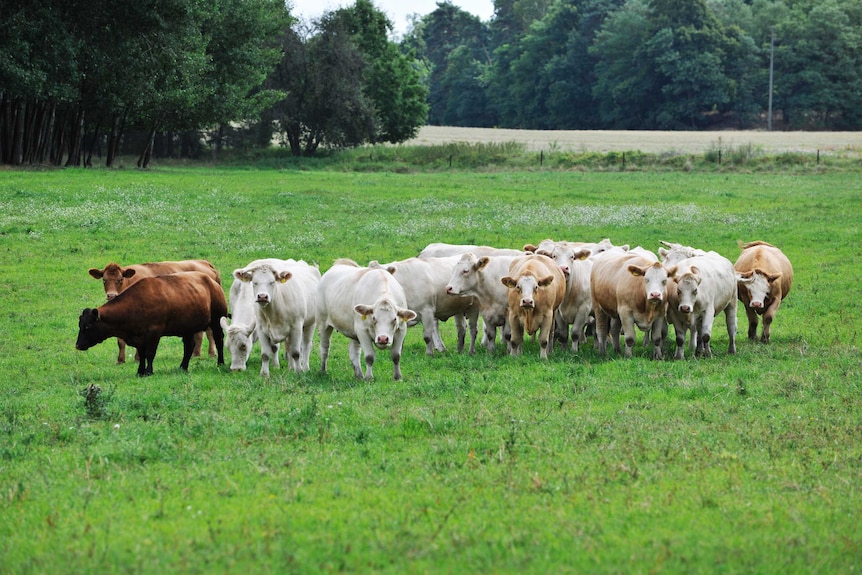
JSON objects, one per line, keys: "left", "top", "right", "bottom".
{"left": 768, "top": 27, "right": 774, "bottom": 131}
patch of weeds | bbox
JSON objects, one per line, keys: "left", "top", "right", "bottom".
{"left": 80, "top": 383, "right": 113, "bottom": 420}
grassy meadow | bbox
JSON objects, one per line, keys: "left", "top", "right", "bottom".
{"left": 1, "top": 156, "right": 860, "bottom": 573}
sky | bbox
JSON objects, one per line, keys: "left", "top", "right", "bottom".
{"left": 287, "top": 0, "right": 496, "bottom": 37}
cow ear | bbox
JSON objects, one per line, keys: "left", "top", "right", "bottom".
{"left": 386, "top": 265, "right": 397, "bottom": 276}
{"left": 538, "top": 275, "right": 554, "bottom": 287}
{"left": 233, "top": 269, "right": 246, "bottom": 281}
{"left": 523, "top": 244, "right": 538, "bottom": 253}
{"left": 354, "top": 304, "right": 373, "bottom": 319}
{"left": 88, "top": 268, "right": 104, "bottom": 279}
{"left": 574, "top": 248, "right": 591, "bottom": 261}
{"left": 220, "top": 316, "right": 231, "bottom": 330}
{"left": 627, "top": 265, "right": 646, "bottom": 277}
{"left": 122, "top": 269, "right": 136, "bottom": 278}
{"left": 501, "top": 276, "right": 517, "bottom": 288}
{"left": 689, "top": 265, "right": 700, "bottom": 276}
{"left": 277, "top": 271, "right": 293, "bottom": 283}
{"left": 736, "top": 272, "right": 753, "bottom": 283}
{"left": 398, "top": 309, "right": 417, "bottom": 323}
{"left": 658, "top": 247, "right": 669, "bottom": 259}
{"left": 475, "top": 256, "right": 491, "bottom": 271}
{"left": 766, "top": 272, "right": 782, "bottom": 283}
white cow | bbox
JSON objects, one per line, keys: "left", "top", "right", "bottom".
{"left": 529, "top": 241, "right": 595, "bottom": 352}
{"left": 234, "top": 258, "right": 320, "bottom": 377}
{"left": 591, "top": 251, "right": 675, "bottom": 359}
{"left": 220, "top": 275, "right": 260, "bottom": 372}
{"left": 666, "top": 253, "right": 738, "bottom": 359}
{"left": 419, "top": 242, "right": 524, "bottom": 258}
{"left": 318, "top": 259, "right": 417, "bottom": 380}
{"left": 524, "top": 238, "right": 623, "bottom": 259}
{"left": 658, "top": 241, "right": 708, "bottom": 265}
{"left": 370, "top": 256, "right": 479, "bottom": 355}
{"left": 445, "top": 253, "right": 519, "bottom": 353}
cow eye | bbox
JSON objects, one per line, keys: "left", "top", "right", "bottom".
{"left": 533, "top": 285, "right": 538, "bottom": 293}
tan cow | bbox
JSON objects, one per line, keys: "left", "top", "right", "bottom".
{"left": 591, "top": 251, "right": 675, "bottom": 359}
{"left": 89, "top": 259, "right": 221, "bottom": 363}
{"left": 501, "top": 254, "right": 566, "bottom": 359}
{"left": 734, "top": 241, "right": 793, "bottom": 343}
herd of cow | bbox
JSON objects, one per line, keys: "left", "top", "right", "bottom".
{"left": 75, "top": 239, "right": 793, "bottom": 378}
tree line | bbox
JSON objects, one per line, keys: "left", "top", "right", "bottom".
{"left": 410, "top": 0, "right": 862, "bottom": 130}
{"left": 2, "top": 0, "right": 859, "bottom": 167}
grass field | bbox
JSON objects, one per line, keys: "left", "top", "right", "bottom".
{"left": 1, "top": 159, "right": 860, "bottom": 573}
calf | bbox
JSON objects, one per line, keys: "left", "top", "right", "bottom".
{"left": 591, "top": 252, "right": 675, "bottom": 359}
{"left": 445, "top": 253, "right": 519, "bottom": 352}
{"left": 501, "top": 254, "right": 566, "bottom": 359}
{"left": 371, "top": 256, "right": 479, "bottom": 355}
{"left": 233, "top": 259, "right": 319, "bottom": 377}
{"left": 734, "top": 241, "right": 793, "bottom": 343}
{"left": 219, "top": 275, "right": 259, "bottom": 372}
{"left": 317, "top": 260, "right": 417, "bottom": 381}
{"left": 88, "top": 259, "right": 220, "bottom": 363}
{"left": 76, "top": 271, "right": 226, "bottom": 376}
{"left": 666, "top": 253, "right": 738, "bottom": 359}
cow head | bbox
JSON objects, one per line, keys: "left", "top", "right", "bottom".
{"left": 76, "top": 308, "right": 109, "bottom": 350}
{"left": 736, "top": 269, "right": 781, "bottom": 309}
{"left": 501, "top": 273, "right": 555, "bottom": 309}
{"left": 354, "top": 299, "right": 417, "bottom": 349}
{"left": 89, "top": 264, "right": 136, "bottom": 300}
{"left": 238, "top": 266, "right": 292, "bottom": 307}
{"left": 629, "top": 262, "right": 674, "bottom": 303}
{"left": 445, "top": 253, "right": 489, "bottom": 296}
{"left": 671, "top": 267, "right": 702, "bottom": 314}
{"left": 220, "top": 316, "right": 257, "bottom": 371}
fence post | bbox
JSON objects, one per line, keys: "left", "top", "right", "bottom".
{"left": 540, "top": 150, "right": 544, "bottom": 167}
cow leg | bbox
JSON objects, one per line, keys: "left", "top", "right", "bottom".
{"left": 300, "top": 322, "right": 315, "bottom": 372}
{"left": 258, "top": 331, "right": 277, "bottom": 378}
{"left": 467, "top": 308, "right": 479, "bottom": 355}
{"left": 454, "top": 314, "right": 467, "bottom": 354}
{"left": 725, "top": 302, "right": 738, "bottom": 355}
{"left": 192, "top": 331, "right": 204, "bottom": 357}
{"left": 539, "top": 313, "right": 554, "bottom": 360}
{"left": 699, "top": 308, "right": 717, "bottom": 358}
{"left": 554, "top": 309, "right": 568, "bottom": 345}
{"left": 117, "top": 338, "right": 127, "bottom": 364}
{"left": 319, "top": 325, "right": 334, "bottom": 374}
{"left": 761, "top": 299, "right": 782, "bottom": 344}
{"left": 137, "top": 341, "right": 157, "bottom": 376}
{"left": 620, "top": 315, "right": 637, "bottom": 358}
{"left": 421, "top": 312, "right": 438, "bottom": 356}
{"left": 673, "top": 321, "right": 687, "bottom": 360}
{"left": 745, "top": 305, "right": 760, "bottom": 340}
{"left": 391, "top": 329, "right": 407, "bottom": 380}
{"left": 481, "top": 312, "right": 497, "bottom": 353}
{"left": 593, "top": 307, "right": 610, "bottom": 356}
{"left": 508, "top": 312, "right": 524, "bottom": 357}
{"left": 354, "top": 335, "right": 374, "bottom": 380}
{"left": 211, "top": 317, "right": 225, "bottom": 367}
{"left": 650, "top": 318, "right": 665, "bottom": 360}
{"left": 610, "top": 318, "right": 622, "bottom": 355}
{"left": 180, "top": 334, "right": 197, "bottom": 371}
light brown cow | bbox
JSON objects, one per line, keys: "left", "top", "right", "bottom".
{"left": 734, "top": 241, "right": 793, "bottom": 343}
{"left": 89, "top": 260, "right": 221, "bottom": 363}
{"left": 591, "top": 251, "right": 675, "bottom": 359}
{"left": 501, "top": 254, "right": 566, "bottom": 359}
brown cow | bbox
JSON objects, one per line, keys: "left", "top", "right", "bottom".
{"left": 591, "top": 251, "right": 676, "bottom": 359}
{"left": 734, "top": 241, "right": 793, "bottom": 343}
{"left": 76, "top": 272, "right": 226, "bottom": 376}
{"left": 89, "top": 260, "right": 220, "bottom": 363}
{"left": 501, "top": 254, "right": 566, "bottom": 359}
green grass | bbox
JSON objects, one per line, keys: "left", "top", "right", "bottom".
{"left": 0, "top": 162, "right": 860, "bottom": 573}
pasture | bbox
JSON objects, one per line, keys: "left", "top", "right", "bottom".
{"left": 1, "top": 163, "right": 860, "bottom": 573}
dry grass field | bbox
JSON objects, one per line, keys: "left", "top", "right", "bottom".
{"left": 408, "top": 125, "right": 862, "bottom": 154}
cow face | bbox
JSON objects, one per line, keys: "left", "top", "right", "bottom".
{"left": 220, "top": 316, "right": 256, "bottom": 371}
{"left": 673, "top": 268, "right": 702, "bottom": 314}
{"left": 736, "top": 269, "right": 781, "bottom": 309}
{"left": 76, "top": 308, "right": 109, "bottom": 350}
{"left": 540, "top": 247, "right": 590, "bottom": 277}
{"left": 629, "top": 262, "right": 673, "bottom": 303}
{"left": 89, "top": 264, "right": 136, "bottom": 300}
{"left": 243, "top": 267, "right": 292, "bottom": 307}
{"left": 502, "top": 274, "right": 555, "bottom": 309}
{"left": 446, "top": 253, "right": 489, "bottom": 296}
{"left": 354, "top": 300, "right": 417, "bottom": 349}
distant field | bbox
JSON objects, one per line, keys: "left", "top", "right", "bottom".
{"left": 408, "top": 125, "right": 862, "bottom": 154}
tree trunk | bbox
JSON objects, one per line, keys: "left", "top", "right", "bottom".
{"left": 12, "top": 99, "right": 25, "bottom": 166}
{"left": 137, "top": 125, "right": 157, "bottom": 168}
{"left": 106, "top": 112, "right": 125, "bottom": 167}
{"left": 65, "top": 105, "right": 85, "bottom": 167}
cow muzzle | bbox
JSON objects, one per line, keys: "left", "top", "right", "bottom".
{"left": 375, "top": 335, "right": 391, "bottom": 348}
{"left": 648, "top": 292, "right": 663, "bottom": 302}
{"left": 750, "top": 300, "right": 764, "bottom": 309}
{"left": 256, "top": 294, "right": 270, "bottom": 305}
{"left": 678, "top": 304, "right": 692, "bottom": 314}
{"left": 520, "top": 298, "right": 535, "bottom": 309}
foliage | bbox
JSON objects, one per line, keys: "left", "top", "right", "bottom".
{"left": 0, "top": 165, "right": 860, "bottom": 573}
